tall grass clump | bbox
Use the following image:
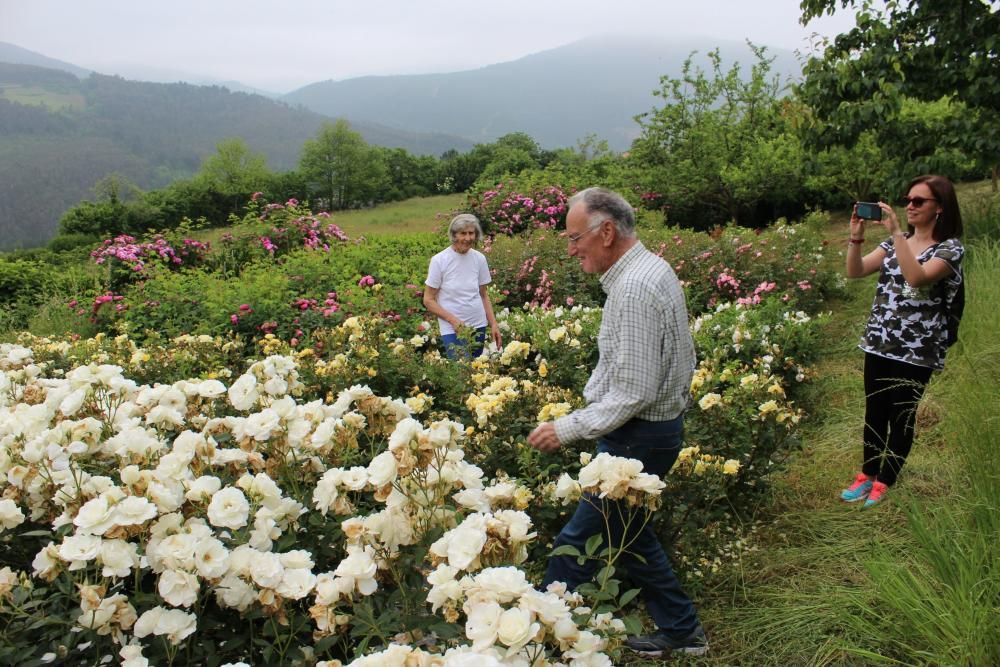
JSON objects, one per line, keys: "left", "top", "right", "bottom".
{"left": 842, "top": 238, "right": 999, "bottom": 666}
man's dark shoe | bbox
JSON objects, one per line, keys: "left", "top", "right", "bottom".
{"left": 625, "top": 625, "right": 709, "bottom": 657}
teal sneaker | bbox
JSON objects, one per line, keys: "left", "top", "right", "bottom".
{"left": 863, "top": 481, "right": 889, "bottom": 508}
{"left": 840, "top": 473, "right": 873, "bottom": 502}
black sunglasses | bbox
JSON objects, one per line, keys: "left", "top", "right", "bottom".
{"left": 900, "top": 196, "right": 937, "bottom": 208}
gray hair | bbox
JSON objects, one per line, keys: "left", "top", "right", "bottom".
{"left": 567, "top": 187, "right": 636, "bottom": 238}
{"left": 448, "top": 213, "right": 484, "bottom": 242}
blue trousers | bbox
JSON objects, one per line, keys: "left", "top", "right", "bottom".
{"left": 543, "top": 415, "right": 701, "bottom": 637}
{"left": 441, "top": 327, "right": 487, "bottom": 360}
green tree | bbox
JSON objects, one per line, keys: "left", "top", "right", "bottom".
{"left": 629, "top": 46, "right": 807, "bottom": 229}
{"left": 798, "top": 0, "right": 1000, "bottom": 188}
{"left": 375, "top": 147, "right": 439, "bottom": 201}
{"left": 196, "top": 138, "right": 270, "bottom": 212}
{"left": 299, "top": 120, "right": 387, "bottom": 210}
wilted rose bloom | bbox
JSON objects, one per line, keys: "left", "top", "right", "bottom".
{"left": 76, "top": 593, "right": 137, "bottom": 635}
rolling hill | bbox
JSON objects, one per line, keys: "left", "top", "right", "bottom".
{"left": 283, "top": 34, "right": 803, "bottom": 151}
{"left": 0, "top": 61, "right": 472, "bottom": 249}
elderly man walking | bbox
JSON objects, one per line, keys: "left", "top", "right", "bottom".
{"left": 527, "top": 187, "right": 706, "bottom": 657}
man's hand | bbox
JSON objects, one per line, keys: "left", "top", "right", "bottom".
{"left": 528, "top": 422, "right": 561, "bottom": 453}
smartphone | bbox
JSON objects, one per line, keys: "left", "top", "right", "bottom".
{"left": 855, "top": 202, "right": 882, "bottom": 221}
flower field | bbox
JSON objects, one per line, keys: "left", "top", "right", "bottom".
{"left": 1, "top": 195, "right": 840, "bottom": 666}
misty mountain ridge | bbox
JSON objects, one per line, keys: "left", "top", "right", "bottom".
{"left": 284, "top": 33, "right": 803, "bottom": 150}
{"left": 0, "top": 34, "right": 804, "bottom": 249}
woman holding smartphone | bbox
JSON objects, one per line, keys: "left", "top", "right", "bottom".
{"left": 841, "top": 175, "right": 964, "bottom": 507}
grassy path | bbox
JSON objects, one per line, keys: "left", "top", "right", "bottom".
{"left": 654, "top": 239, "right": 998, "bottom": 665}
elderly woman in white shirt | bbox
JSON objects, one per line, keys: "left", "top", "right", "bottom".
{"left": 423, "top": 214, "right": 502, "bottom": 359}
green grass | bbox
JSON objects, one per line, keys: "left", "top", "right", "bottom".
{"left": 193, "top": 193, "right": 464, "bottom": 247}
{"left": 327, "top": 193, "right": 466, "bottom": 237}
{"left": 635, "top": 208, "right": 998, "bottom": 666}
{"left": 0, "top": 85, "right": 86, "bottom": 110}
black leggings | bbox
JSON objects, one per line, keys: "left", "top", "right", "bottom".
{"left": 862, "top": 352, "right": 934, "bottom": 486}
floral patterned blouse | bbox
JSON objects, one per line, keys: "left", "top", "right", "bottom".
{"left": 860, "top": 237, "right": 964, "bottom": 370}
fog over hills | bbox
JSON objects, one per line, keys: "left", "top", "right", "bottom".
{"left": 0, "top": 41, "right": 92, "bottom": 78}
{"left": 284, "top": 34, "right": 804, "bottom": 150}
{"left": 0, "top": 35, "right": 803, "bottom": 248}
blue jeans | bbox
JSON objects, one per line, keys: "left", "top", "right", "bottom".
{"left": 543, "top": 415, "right": 701, "bottom": 637}
{"left": 441, "top": 327, "right": 487, "bottom": 360}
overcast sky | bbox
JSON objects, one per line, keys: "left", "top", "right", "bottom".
{"left": 0, "top": 0, "right": 858, "bottom": 93}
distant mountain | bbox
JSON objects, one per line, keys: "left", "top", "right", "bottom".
{"left": 284, "top": 34, "right": 804, "bottom": 150}
{"left": 0, "top": 41, "right": 91, "bottom": 78}
{"left": 0, "top": 63, "right": 473, "bottom": 249}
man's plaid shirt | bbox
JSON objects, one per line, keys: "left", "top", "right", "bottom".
{"left": 554, "top": 241, "right": 696, "bottom": 444}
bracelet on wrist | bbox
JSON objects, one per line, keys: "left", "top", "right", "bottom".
{"left": 849, "top": 238, "right": 865, "bottom": 244}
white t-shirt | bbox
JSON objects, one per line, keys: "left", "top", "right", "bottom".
{"left": 425, "top": 247, "right": 492, "bottom": 335}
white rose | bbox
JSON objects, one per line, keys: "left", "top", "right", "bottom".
{"left": 185, "top": 476, "right": 222, "bottom": 502}
{"left": 32, "top": 542, "right": 61, "bottom": 579}
{"left": 145, "top": 405, "right": 185, "bottom": 429}
{"left": 496, "top": 607, "right": 538, "bottom": 649}
{"left": 244, "top": 409, "right": 282, "bottom": 441}
{"left": 228, "top": 374, "right": 259, "bottom": 411}
{"left": 99, "top": 539, "right": 140, "bottom": 578}
{"left": 249, "top": 551, "right": 285, "bottom": 589}
{"left": 207, "top": 487, "right": 250, "bottom": 530}
{"left": 464, "top": 600, "right": 503, "bottom": 650}
{"left": 432, "top": 514, "right": 487, "bottom": 570}
{"left": 119, "top": 642, "right": 149, "bottom": 667}
{"left": 215, "top": 574, "right": 256, "bottom": 611}
{"left": 333, "top": 545, "right": 378, "bottom": 595}
{"left": 59, "top": 387, "right": 88, "bottom": 416}
{"left": 58, "top": 534, "right": 102, "bottom": 570}
{"left": 469, "top": 567, "right": 531, "bottom": 604}
{"left": 366, "top": 451, "right": 398, "bottom": 487}
{"left": 387, "top": 417, "right": 423, "bottom": 451}
{"left": 133, "top": 607, "right": 197, "bottom": 645}
{"left": 453, "top": 488, "right": 490, "bottom": 512}
{"left": 197, "top": 379, "right": 227, "bottom": 398}
{"left": 262, "top": 376, "right": 288, "bottom": 396}
{"left": 114, "top": 495, "right": 158, "bottom": 527}
{"left": 158, "top": 569, "right": 200, "bottom": 607}
{"left": 279, "top": 550, "right": 314, "bottom": 570}
{"left": 339, "top": 466, "right": 368, "bottom": 491}
{"left": 276, "top": 568, "right": 317, "bottom": 600}
{"left": 73, "top": 495, "right": 118, "bottom": 535}
{"left": 0, "top": 498, "right": 25, "bottom": 531}
{"left": 194, "top": 538, "right": 230, "bottom": 580}
{"left": 554, "top": 473, "right": 581, "bottom": 503}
